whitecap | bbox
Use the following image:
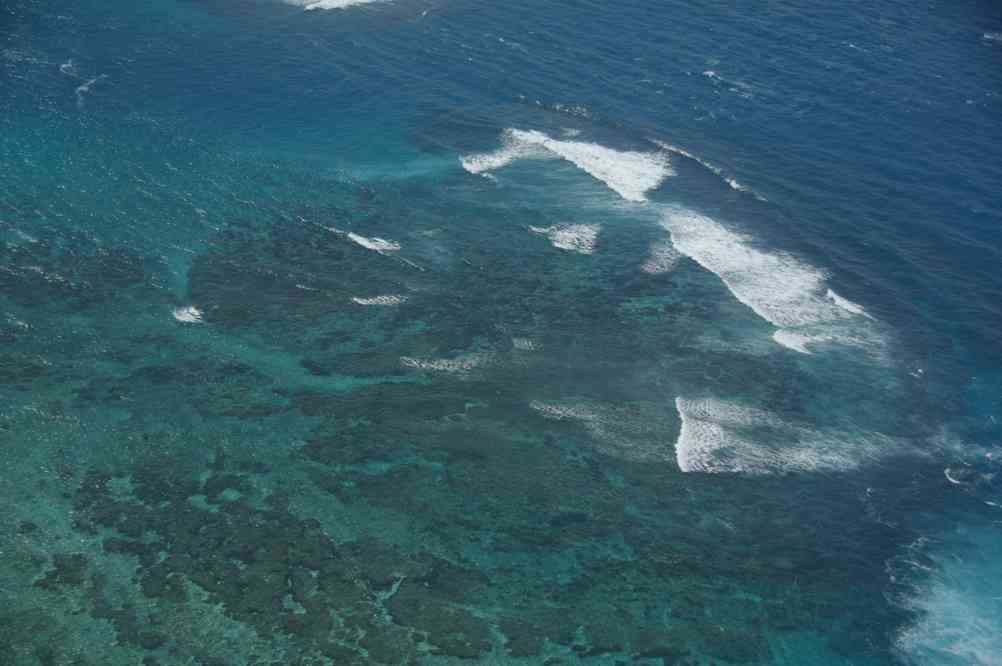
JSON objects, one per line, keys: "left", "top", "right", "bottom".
{"left": 400, "top": 353, "right": 493, "bottom": 373}
{"left": 346, "top": 231, "right": 400, "bottom": 253}
{"left": 459, "top": 131, "right": 550, "bottom": 174}
{"left": 352, "top": 295, "right": 406, "bottom": 306}
{"left": 662, "top": 209, "right": 878, "bottom": 353}
{"left": 461, "top": 128, "right": 673, "bottom": 202}
{"left": 328, "top": 225, "right": 402, "bottom": 254}
{"left": 551, "top": 103, "right": 592, "bottom": 119}
{"left": 173, "top": 306, "right": 203, "bottom": 324}
{"left": 282, "top": 0, "right": 384, "bottom": 9}
{"left": 528, "top": 223, "right": 599, "bottom": 255}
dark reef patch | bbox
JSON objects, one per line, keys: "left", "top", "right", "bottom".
{"left": 34, "top": 553, "right": 88, "bottom": 591}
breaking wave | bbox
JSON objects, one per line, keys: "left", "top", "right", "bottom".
{"left": 528, "top": 223, "right": 599, "bottom": 255}
{"left": 461, "top": 128, "right": 673, "bottom": 202}
{"left": 894, "top": 523, "right": 1002, "bottom": 665}
{"left": 673, "top": 397, "right": 895, "bottom": 474}
{"left": 662, "top": 209, "right": 877, "bottom": 354}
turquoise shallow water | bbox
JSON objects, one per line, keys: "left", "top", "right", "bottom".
{"left": 2, "top": 1, "right": 1002, "bottom": 664}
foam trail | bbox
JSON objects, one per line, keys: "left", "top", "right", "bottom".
{"left": 673, "top": 397, "right": 890, "bottom": 474}
{"left": 653, "top": 140, "right": 766, "bottom": 201}
{"left": 530, "top": 399, "right": 674, "bottom": 462}
{"left": 528, "top": 224, "right": 599, "bottom": 254}
{"left": 282, "top": 0, "right": 384, "bottom": 9}
{"left": 663, "top": 209, "right": 876, "bottom": 353}
{"left": 461, "top": 129, "right": 673, "bottom": 202}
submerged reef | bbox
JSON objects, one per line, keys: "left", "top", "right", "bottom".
{"left": 21, "top": 374, "right": 917, "bottom": 665}
{"left": 1, "top": 166, "right": 945, "bottom": 666}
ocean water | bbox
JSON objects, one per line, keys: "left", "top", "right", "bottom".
{"left": 2, "top": 1, "right": 1001, "bottom": 664}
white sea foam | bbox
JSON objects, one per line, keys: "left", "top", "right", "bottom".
{"left": 826, "top": 288, "right": 873, "bottom": 319}
{"left": 771, "top": 329, "right": 814, "bottom": 354}
{"left": 984, "top": 32, "right": 1002, "bottom": 42}
{"left": 282, "top": 0, "right": 383, "bottom": 10}
{"left": 700, "top": 69, "right": 754, "bottom": 96}
{"left": 641, "top": 240, "right": 680, "bottom": 274}
{"left": 528, "top": 223, "right": 599, "bottom": 254}
{"left": 771, "top": 329, "right": 868, "bottom": 355}
{"left": 351, "top": 295, "right": 406, "bottom": 306}
{"left": 653, "top": 140, "right": 766, "bottom": 201}
{"left": 511, "top": 337, "right": 540, "bottom": 351}
{"left": 400, "top": 353, "right": 493, "bottom": 373}
{"left": 551, "top": 103, "right": 592, "bottom": 119}
{"left": 662, "top": 209, "right": 876, "bottom": 353}
{"left": 346, "top": 231, "right": 400, "bottom": 253}
{"left": 673, "top": 397, "right": 890, "bottom": 474}
{"left": 74, "top": 74, "right": 107, "bottom": 109}
{"left": 328, "top": 226, "right": 402, "bottom": 254}
{"left": 895, "top": 525, "right": 1002, "bottom": 666}
{"left": 172, "top": 306, "right": 203, "bottom": 323}
{"left": 663, "top": 209, "right": 841, "bottom": 328}
{"left": 459, "top": 132, "right": 550, "bottom": 174}
{"left": 461, "top": 129, "right": 673, "bottom": 202}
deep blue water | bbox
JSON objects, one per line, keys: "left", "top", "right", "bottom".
{"left": 2, "top": 1, "right": 1001, "bottom": 664}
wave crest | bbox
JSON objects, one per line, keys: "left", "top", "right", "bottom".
{"left": 663, "top": 209, "right": 878, "bottom": 354}
{"left": 461, "top": 129, "right": 673, "bottom": 202}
